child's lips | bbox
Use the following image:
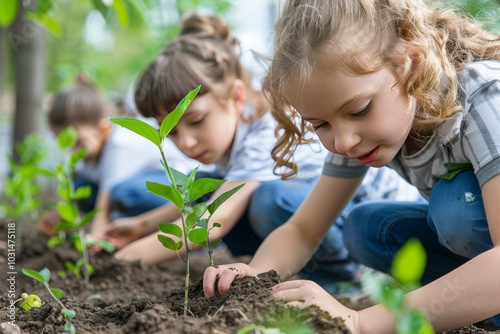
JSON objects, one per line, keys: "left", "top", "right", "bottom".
{"left": 355, "top": 147, "right": 379, "bottom": 164}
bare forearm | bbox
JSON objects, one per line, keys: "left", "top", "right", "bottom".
{"left": 136, "top": 204, "right": 181, "bottom": 234}
{"left": 358, "top": 247, "right": 500, "bottom": 333}
{"left": 249, "top": 223, "right": 316, "bottom": 280}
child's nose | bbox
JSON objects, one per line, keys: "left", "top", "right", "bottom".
{"left": 178, "top": 131, "right": 197, "bottom": 150}
{"left": 333, "top": 129, "right": 360, "bottom": 156}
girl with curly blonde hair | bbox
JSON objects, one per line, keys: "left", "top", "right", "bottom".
{"left": 204, "top": 0, "right": 500, "bottom": 332}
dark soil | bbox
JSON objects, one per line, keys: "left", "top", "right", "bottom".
{"left": 0, "top": 218, "right": 498, "bottom": 334}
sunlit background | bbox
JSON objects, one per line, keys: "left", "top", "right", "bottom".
{"left": 1, "top": 0, "right": 500, "bottom": 184}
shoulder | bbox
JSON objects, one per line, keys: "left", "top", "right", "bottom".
{"left": 459, "top": 60, "right": 500, "bottom": 99}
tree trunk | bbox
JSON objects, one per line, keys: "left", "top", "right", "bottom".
{"left": 0, "top": 27, "right": 7, "bottom": 113}
{"left": 10, "top": 0, "right": 46, "bottom": 161}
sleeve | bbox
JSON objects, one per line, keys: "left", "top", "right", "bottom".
{"left": 462, "top": 79, "right": 500, "bottom": 187}
{"left": 223, "top": 116, "right": 281, "bottom": 182}
{"left": 98, "top": 126, "right": 164, "bottom": 190}
{"left": 322, "top": 152, "right": 369, "bottom": 178}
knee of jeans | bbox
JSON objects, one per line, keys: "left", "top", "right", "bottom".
{"left": 248, "top": 183, "right": 292, "bottom": 238}
{"left": 342, "top": 204, "right": 371, "bottom": 260}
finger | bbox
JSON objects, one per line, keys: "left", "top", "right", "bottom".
{"left": 216, "top": 267, "right": 239, "bottom": 296}
{"left": 203, "top": 266, "right": 219, "bottom": 298}
{"left": 272, "top": 279, "right": 309, "bottom": 292}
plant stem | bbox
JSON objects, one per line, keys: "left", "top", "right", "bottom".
{"left": 159, "top": 147, "right": 177, "bottom": 190}
{"left": 44, "top": 283, "right": 66, "bottom": 310}
{"left": 78, "top": 227, "right": 90, "bottom": 284}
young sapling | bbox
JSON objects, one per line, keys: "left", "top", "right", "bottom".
{"left": 361, "top": 238, "right": 434, "bottom": 334}
{"left": 110, "top": 85, "right": 244, "bottom": 315}
{"left": 47, "top": 126, "right": 115, "bottom": 284}
{"left": 22, "top": 268, "right": 76, "bottom": 334}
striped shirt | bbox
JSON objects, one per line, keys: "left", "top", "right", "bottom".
{"left": 323, "top": 60, "right": 500, "bottom": 199}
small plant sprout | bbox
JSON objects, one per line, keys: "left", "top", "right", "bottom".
{"left": 0, "top": 293, "right": 42, "bottom": 311}
{"left": 110, "top": 85, "right": 244, "bottom": 315}
{"left": 19, "top": 293, "right": 42, "bottom": 311}
{"left": 361, "top": 238, "right": 434, "bottom": 334}
{"left": 22, "top": 268, "right": 76, "bottom": 334}
{"left": 47, "top": 126, "right": 115, "bottom": 284}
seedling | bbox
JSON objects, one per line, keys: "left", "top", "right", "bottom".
{"left": 22, "top": 268, "right": 76, "bottom": 334}
{"left": 361, "top": 238, "right": 434, "bottom": 334}
{"left": 110, "top": 85, "right": 244, "bottom": 315}
{"left": 19, "top": 293, "right": 42, "bottom": 311}
{"left": 47, "top": 126, "right": 115, "bottom": 284}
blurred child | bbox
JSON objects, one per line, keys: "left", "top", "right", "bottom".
{"left": 38, "top": 77, "right": 198, "bottom": 239}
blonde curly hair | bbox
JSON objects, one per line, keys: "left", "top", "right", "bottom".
{"left": 263, "top": 0, "right": 500, "bottom": 178}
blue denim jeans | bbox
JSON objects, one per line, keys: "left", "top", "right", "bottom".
{"left": 249, "top": 178, "right": 360, "bottom": 286}
{"left": 343, "top": 170, "right": 499, "bottom": 324}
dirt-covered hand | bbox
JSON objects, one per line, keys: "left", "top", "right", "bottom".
{"left": 272, "top": 280, "right": 359, "bottom": 333}
{"left": 203, "top": 263, "right": 258, "bottom": 299}
{"left": 105, "top": 217, "right": 142, "bottom": 250}
{"left": 37, "top": 210, "right": 60, "bottom": 237}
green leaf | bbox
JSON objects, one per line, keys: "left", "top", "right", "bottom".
{"left": 207, "top": 183, "right": 245, "bottom": 214}
{"left": 69, "top": 149, "right": 88, "bottom": 169}
{"left": 146, "top": 181, "right": 184, "bottom": 208}
{"left": 110, "top": 117, "right": 161, "bottom": 147}
{"left": 211, "top": 239, "right": 222, "bottom": 248}
{"left": 0, "top": 0, "right": 18, "bottom": 27}
{"left": 158, "top": 234, "right": 182, "bottom": 252}
{"left": 398, "top": 309, "right": 435, "bottom": 334}
{"left": 51, "top": 288, "right": 66, "bottom": 299}
{"left": 22, "top": 268, "right": 46, "bottom": 284}
{"left": 159, "top": 86, "right": 201, "bottom": 139}
{"left": 186, "top": 202, "right": 208, "bottom": 229}
{"left": 91, "top": 0, "right": 109, "bottom": 18}
{"left": 188, "top": 228, "right": 209, "bottom": 244}
{"left": 391, "top": 238, "right": 427, "bottom": 287}
{"left": 61, "top": 308, "right": 76, "bottom": 319}
{"left": 185, "top": 166, "right": 199, "bottom": 189}
{"left": 86, "top": 240, "right": 116, "bottom": 253}
{"left": 57, "top": 126, "right": 78, "bottom": 150}
{"left": 441, "top": 162, "right": 473, "bottom": 180}
{"left": 113, "top": 0, "right": 129, "bottom": 26}
{"left": 39, "top": 268, "right": 51, "bottom": 283}
{"left": 47, "top": 236, "right": 63, "bottom": 248}
{"left": 57, "top": 202, "right": 78, "bottom": 224}
{"left": 158, "top": 223, "right": 183, "bottom": 239}
{"left": 79, "top": 209, "right": 99, "bottom": 229}
{"left": 169, "top": 167, "right": 189, "bottom": 188}
{"left": 74, "top": 185, "right": 92, "bottom": 200}
{"left": 25, "top": 12, "right": 62, "bottom": 38}
{"left": 188, "top": 178, "right": 225, "bottom": 204}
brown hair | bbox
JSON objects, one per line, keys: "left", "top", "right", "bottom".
{"left": 263, "top": 0, "right": 500, "bottom": 178}
{"left": 135, "top": 13, "right": 268, "bottom": 120}
{"left": 48, "top": 78, "right": 109, "bottom": 129}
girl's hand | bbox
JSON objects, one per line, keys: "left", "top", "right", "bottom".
{"left": 272, "top": 280, "right": 359, "bottom": 333}
{"left": 105, "top": 217, "right": 142, "bottom": 250}
{"left": 203, "top": 263, "right": 259, "bottom": 298}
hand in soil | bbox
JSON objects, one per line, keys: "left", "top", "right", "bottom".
{"left": 203, "top": 263, "right": 259, "bottom": 298}
{"left": 37, "top": 210, "right": 60, "bottom": 237}
{"left": 104, "top": 217, "right": 142, "bottom": 250}
{"left": 272, "top": 279, "right": 359, "bottom": 333}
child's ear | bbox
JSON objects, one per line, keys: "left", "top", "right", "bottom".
{"left": 98, "top": 118, "right": 112, "bottom": 139}
{"left": 228, "top": 79, "right": 247, "bottom": 115}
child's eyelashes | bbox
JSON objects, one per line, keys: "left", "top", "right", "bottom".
{"left": 352, "top": 102, "right": 371, "bottom": 117}
{"left": 313, "top": 122, "right": 329, "bottom": 131}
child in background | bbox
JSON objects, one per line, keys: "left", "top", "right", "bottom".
{"left": 203, "top": 0, "right": 500, "bottom": 332}
{"left": 104, "top": 13, "right": 421, "bottom": 293}
{"left": 38, "top": 77, "right": 198, "bottom": 239}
